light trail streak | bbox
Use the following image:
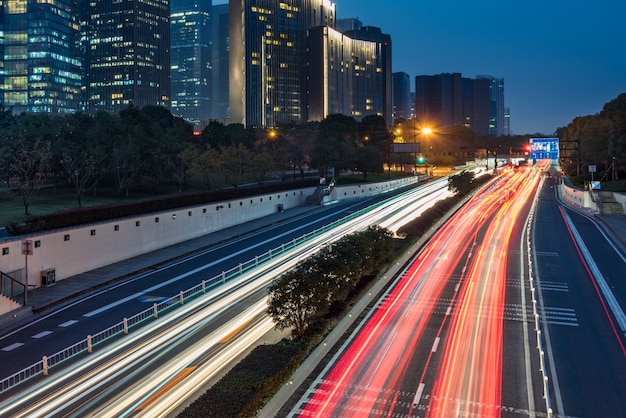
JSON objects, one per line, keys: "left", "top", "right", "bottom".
{"left": 297, "top": 166, "right": 544, "bottom": 417}
{"left": 2, "top": 176, "right": 456, "bottom": 417}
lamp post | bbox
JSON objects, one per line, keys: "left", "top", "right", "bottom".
{"left": 421, "top": 128, "right": 432, "bottom": 176}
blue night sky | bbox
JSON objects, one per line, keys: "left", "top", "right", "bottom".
{"left": 217, "top": 1, "right": 626, "bottom": 135}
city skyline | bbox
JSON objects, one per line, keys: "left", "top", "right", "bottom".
{"left": 217, "top": 0, "right": 626, "bottom": 135}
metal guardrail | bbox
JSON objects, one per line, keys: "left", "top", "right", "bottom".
{"left": 0, "top": 194, "right": 389, "bottom": 395}
{"left": 526, "top": 175, "right": 553, "bottom": 418}
{"left": 1, "top": 271, "right": 26, "bottom": 306}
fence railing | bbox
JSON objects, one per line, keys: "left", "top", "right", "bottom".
{"left": 526, "top": 175, "right": 553, "bottom": 418}
{"left": 0, "top": 194, "right": 391, "bottom": 395}
{"left": 0, "top": 271, "right": 25, "bottom": 306}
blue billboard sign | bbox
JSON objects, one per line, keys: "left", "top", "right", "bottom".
{"left": 529, "top": 138, "right": 559, "bottom": 160}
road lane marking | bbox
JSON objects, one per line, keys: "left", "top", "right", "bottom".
{"left": 58, "top": 320, "right": 78, "bottom": 327}
{"left": 431, "top": 337, "right": 440, "bottom": 352}
{"left": 562, "top": 209, "right": 626, "bottom": 334}
{"left": 413, "top": 382, "right": 425, "bottom": 406}
{"left": 32, "top": 331, "right": 53, "bottom": 339}
{"left": 1, "top": 342, "right": 24, "bottom": 351}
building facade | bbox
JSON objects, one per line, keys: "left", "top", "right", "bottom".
{"left": 307, "top": 26, "right": 390, "bottom": 124}
{"left": 342, "top": 25, "right": 392, "bottom": 125}
{"left": 85, "top": 0, "right": 170, "bottom": 115}
{"left": 392, "top": 72, "right": 411, "bottom": 121}
{"left": 229, "top": 0, "right": 336, "bottom": 127}
{"left": 0, "top": 0, "right": 83, "bottom": 114}
{"left": 211, "top": 3, "right": 229, "bottom": 122}
{"left": 415, "top": 72, "right": 494, "bottom": 135}
{"left": 170, "top": 0, "right": 212, "bottom": 130}
{"left": 477, "top": 75, "right": 506, "bottom": 136}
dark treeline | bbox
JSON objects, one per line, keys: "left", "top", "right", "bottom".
{"left": 1, "top": 104, "right": 538, "bottom": 216}
{"left": 557, "top": 92, "right": 626, "bottom": 180}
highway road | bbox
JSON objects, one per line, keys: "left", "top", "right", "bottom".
{"left": 534, "top": 175, "right": 626, "bottom": 417}
{"left": 0, "top": 177, "right": 454, "bottom": 416}
{"left": 284, "top": 164, "right": 626, "bottom": 418}
{"left": 287, "top": 165, "right": 547, "bottom": 417}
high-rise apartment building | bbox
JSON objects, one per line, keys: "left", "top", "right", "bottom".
{"left": 211, "top": 3, "right": 229, "bottom": 122}
{"left": 1, "top": 0, "right": 83, "bottom": 114}
{"left": 415, "top": 73, "right": 493, "bottom": 135}
{"left": 85, "top": 0, "right": 170, "bottom": 115}
{"left": 392, "top": 72, "right": 411, "bottom": 121}
{"left": 307, "top": 25, "right": 391, "bottom": 124}
{"left": 170, "top": 0, "right": 212, "bottom": 130}
{"left": 477, "top": 75, "right": 505, "bottom": 136}
{"left": 229, "top": 0, "right": 335, "bottom": 127}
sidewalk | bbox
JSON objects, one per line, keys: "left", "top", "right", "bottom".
{"left": 0, "top": 205, "right": 320, "bottom": 333}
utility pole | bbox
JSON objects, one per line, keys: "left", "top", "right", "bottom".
{"left": 21, "top": 239, "right": 33, "bottom": 305}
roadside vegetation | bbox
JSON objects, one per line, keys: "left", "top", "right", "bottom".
{"left": 2, "top": 103, "right": 537, "bottom": 232}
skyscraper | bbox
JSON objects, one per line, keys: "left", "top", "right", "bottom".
{"left": 86, "top": 0, "right": 170, "bottom": 115}
{"left": 170, "top": 0, "right": 212, "bottom": 130}
{"left": 477, "top": 75, "right": 505, "bottom": 136}
{"left": 229, "top": 0, "right": 335, "bottom": 127}
{"left": 307, "top": 25, "right": 392, "bottom": 124}
{"left": 342, "top": 26, "right": 392, "bottom": 125}
{"left": 415, "top": 73, "right": 493, "bottom": 135}
{"left": 392, "top": 72, "right": 411, "bottom": 121}
{"left": 211, "top": 3, "right": 229, "bottom": 122}
{"left": 1, "top": 0, "right": 83, "bottom": 114}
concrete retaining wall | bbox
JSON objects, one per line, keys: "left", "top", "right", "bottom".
{"left": 0, "top": 187, "right": 315, "bottom": 291}
{"left": 324, "top": 175, "right": 421, "bottom": 203}
{"left": 560, "top": 182, "right": 598, "bottom": 212}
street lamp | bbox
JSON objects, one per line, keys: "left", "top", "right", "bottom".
{"left": 420, "top": 127, "right": 432, "bottom": 176}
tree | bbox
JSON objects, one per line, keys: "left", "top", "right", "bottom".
{"left": 7, "top": 114, "right": 55, "bottom": 214}
{"left": 219, "top": 143, "right": 252, "bottom": 187}
{"left": 448, "top": 170, "right": 475, "bottom": 196}
{"left": 359, "top": 114, "right": 392, "bottom": 161}
{"left": 354, "top": 146, "right": 384, "bottom": 181}
{"left": 312, "top": 114, "right": 359, "bottom": 176}
{"left": 184, "top": 145, "right": 220, "bottom": 190}
{"left": 56, "top": 113, "right": 107, "bottom": 206}
{"left": 266, "top": 267, "right": 330, "bottom": 339}
{"left": 267, "top": 226, "right": 395, "bottom": 339}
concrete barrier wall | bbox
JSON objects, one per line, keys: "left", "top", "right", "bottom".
{"left": 0, "top": 187, "right": 316, "bottom": 289}
{"left": 559, "top": 182, "right": 597, "bottom": 212}
{"left": 325, "top": 175, "right": 421, "bottom": 203}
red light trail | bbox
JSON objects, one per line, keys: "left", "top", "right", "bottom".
{"left": 298, "top": 166, "right": 544, "bottom": 417}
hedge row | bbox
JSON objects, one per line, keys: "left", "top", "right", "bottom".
{"left": 6, "top": 178, "right": 318, "bottom": 236}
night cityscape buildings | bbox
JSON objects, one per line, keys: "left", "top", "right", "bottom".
{"left": 170, "top": 0, "right": 212, "bottom": 129}
{"left": 392, "top": 72, "right": 412, "bottom": 120}
{"left": 0, "top": 0, "right": 83, "bottom": 114}
{"left": 85, "top": 0, "right": 170, "bottom": 115}
{"left": 0, "top": 0, "right": 507, "bottom": 135}
{"left": 307, "top": 25, "right": 391, "bottom": 124}
{"left": 414, "top": 72, "right": 505, "bottom": 136}
{"left": 228, "top": 0, "right": 336, "bottom": 127}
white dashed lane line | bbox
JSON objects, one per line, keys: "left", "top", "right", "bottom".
{"left": 59, "top": 320, "right": 78, "bottom": 327}
{"left": 2, "top": 342, "right": 24, "bottom": 352}
{"left": 32, "top": 331, "right": 53, "bottom": 339}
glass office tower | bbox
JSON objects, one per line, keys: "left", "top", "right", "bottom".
{"left": 229, "top": 0, "right": 336, "bottom": 127}
{"left": 1, "top": 0, "right": 83, "bottom": 114}
{"left": 170, "top": 0, "right": 212, "bottom": 130}
{"left": 86, "top": 0, "right": 170, "bottom": 114}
